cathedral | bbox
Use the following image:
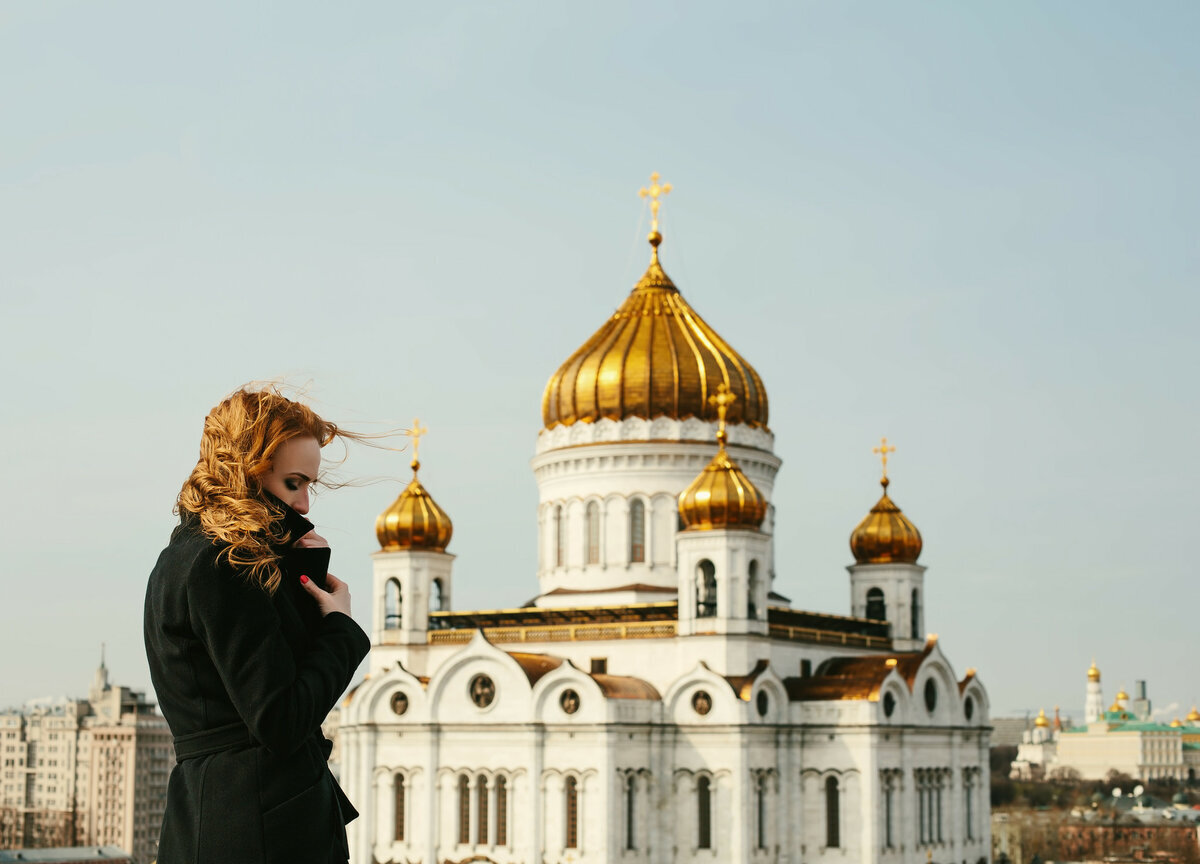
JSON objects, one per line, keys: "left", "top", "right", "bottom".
{"left": 339, "top": 176, "right": 992, "bottom": 864}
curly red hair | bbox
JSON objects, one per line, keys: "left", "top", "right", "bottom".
{"left": 177, "top": 386, "right": 340, "bottom": 594}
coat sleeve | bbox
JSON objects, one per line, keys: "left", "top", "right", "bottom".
{"left": 187, "top": 553, "right": 370, "bottom": 756}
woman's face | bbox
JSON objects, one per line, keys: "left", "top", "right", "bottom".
{"left": 260, "top": 435, "right": 321, "bottom": 515}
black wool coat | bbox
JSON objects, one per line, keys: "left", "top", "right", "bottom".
{"left": 144, "top": 504, "right": 370, "bottom": 864}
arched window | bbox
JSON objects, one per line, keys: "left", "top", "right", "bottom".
{"left": 476, "top": 774, "right": 488, "bottom": 845}
{"left": 393, "top": 774, "right": 405, "bottom": 841}
{"left": 565, "top": 776, "right": 579, "bottom": 849}
{"left": 825, "top": 776, "right": 840, "bottom": 848}
{"left": 629, "top": 499, "right": 645, "bottom": 563}
{"left": 624, "top": 773, "right": 636, "bottom": 851}
{"left": 585, "top": 502, "right": 600, "bottom": 565}
{"left": 747, "top": 560, "right": 759, "bottom": 620}
{"left": 911, "top": 588, "right": 921, "bottom": 639}
{"left": 457, "top": 775, "right": 470, "bottom": 845}
{"left": 385, "top": 579, "right": 402, "bottom": 629}
{"left": 555, "top": 505, "right": 565, "bottom": 567}
{"left": 697, "top": 776, "right": 712, "bottom": 849}
{"left": 430, "top": 578, "right": 444, "bottom": 612}
{"left": 755, "top": 772, "right": 767, "bottom": 850}
{"left": 697, "top": 560, "right": 717, "bottom": 618}
{"left": 866, "top": 587, "right": 886, "bottom": 621}
{"left": 496, "top": 775, "right": 508, "bottom": 846}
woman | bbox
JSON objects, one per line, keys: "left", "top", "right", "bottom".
{"left": 144, "top": 387, "right": 371, "bottom": 864}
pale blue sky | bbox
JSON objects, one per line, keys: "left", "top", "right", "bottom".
{"left": 2, "top": 2, "right": 1197, "bottom": 721}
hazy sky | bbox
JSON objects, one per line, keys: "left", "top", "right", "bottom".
{"left": 2, "top": 2, "right": 1197, "bottom": 722}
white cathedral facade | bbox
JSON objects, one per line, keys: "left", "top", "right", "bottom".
{"left": 339, "top": 185, "right": 992, "bottom": 864}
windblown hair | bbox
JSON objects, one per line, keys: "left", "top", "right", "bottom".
{"left": 177, "top": 386, "right": 340, "bottom": 594}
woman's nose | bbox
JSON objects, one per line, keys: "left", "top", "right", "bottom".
{"left": 293, "top": 490, "right": 310, "bottom": 515}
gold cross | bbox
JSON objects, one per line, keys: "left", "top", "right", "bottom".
{"left": 639, "top": 172, "right": 672, "bottom": 233}
{"left": 873, "top": 436, "right": 896, "bottom": 478}
{"left": 404, "top": 418, "right": 429, "bottom": 468}
{"left": 709, "top": 382, "right": 736, "bottom": 446}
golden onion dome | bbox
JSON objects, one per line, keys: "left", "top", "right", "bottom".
{"left": 1034, "top": 708, "right": 1050, "bottom": 728}
{"left": 1170, "top": 718, "right": 1183, "bottom": 728}
{"left": 376, "top": 457, "right": 453, "bottom": 552}
{"left": 850, "top": 477, "right": 923, "bottom": 565}
{"left": 542, "top": 230, "right": 768, "bottom": 431}
{"left": 1087, "top": 660, "right": 1101, "bottom": 683}
{"left": 678, "top": 385, "right": 767, "bottom": 531}
{"left": 1187, "top": 706, "right": 1200, "bottom": 723}
{"left": 1115, "top": 687, "right": 1129, "bottom": 702}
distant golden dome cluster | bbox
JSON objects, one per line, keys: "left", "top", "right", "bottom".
{"left": 376, "top": 459, "right": 453, "bottom": 552}
{"left": 850, "top": 477, "right": 923, "bottom": 565}
{"left": 541, "top": 233, "right": 768, "bottom": 432}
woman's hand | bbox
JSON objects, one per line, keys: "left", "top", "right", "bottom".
{"left": 295, "top": 530, "right": 329, "bottom": 549}
{"left": 299, "top": 572, "right": 353, "bottom": 618}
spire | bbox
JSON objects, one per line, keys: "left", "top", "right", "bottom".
{"left": 711, "top": 382, "right": 736, "bottom": 449}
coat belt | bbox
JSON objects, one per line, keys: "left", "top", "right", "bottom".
{"left": 173, "top": 721, "right": 256, "bottom": 761}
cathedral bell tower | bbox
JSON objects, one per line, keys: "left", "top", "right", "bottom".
{"left": 372, "top": 421, "right": 454, "bottom": 646}
{"left": 675, "top": 385, "right": 771, "bottom": 637}
{"left": 847, "top": 438, "right": 926, "bottom": 651}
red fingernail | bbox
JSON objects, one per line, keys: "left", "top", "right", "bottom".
{"left": 300, "top": 575, "right": 309, "bottom": 584}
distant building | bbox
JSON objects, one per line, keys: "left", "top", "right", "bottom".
{"left": 1006, "top": 662, "right": 1200, "bottom": 782}
{"left": 0, "top": 654, "right": 173, "bottom": 864}
{"left": 0, "top": 847, "right": 132, "bottom": 864}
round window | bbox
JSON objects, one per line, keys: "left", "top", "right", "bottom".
{"left": 756, "top": 690, "right": 769, "bottom": 717}
{"left": 692, "top": 690, "right": 712, "bottom": 716}
{"left": 964, "top": 695, "right": 974, "bottom": 721}
{"left": 924, "top": 679, "right": 937, "bottom": 713}
{"left": 883, "top": 691, "right": 896, "bottom": 718}
{"left": 560, "top": 688, "right": 581, "bottom": 715}
{"left": 389, "top": 691, "right": 409, "bottom": 716}
{"left": 469, "top": 674, "right": 496, "bottom": 709}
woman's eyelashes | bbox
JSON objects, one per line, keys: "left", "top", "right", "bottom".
{"left": 285, "top": 478, "right": 301, "bottom": 492}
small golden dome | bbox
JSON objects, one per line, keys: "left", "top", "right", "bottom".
{"left": 1115, "top": 687, "right": 1129, "bottom": 702}
{"left": 1034, "top": 708, "right": 1049, "bottom": 728}
{"left": 542, "top": 230, "right": 768, "bottom": 432}
{"left": 376, "top": 458, "right": 453, "bottom": 551}
{"left": 850, "top": 477, "right": 923, "bottom": 565}
{"left": 1170, "top": 718, "right": 1183, "bottom": 728}
{"left": 678, "top": 385, "right": 766, "bottom": 531}
{"left": 1187, "top": 706, "right": 1200, "bottom": 723}
{"left": 1108, "top": 699, "right": 1124, "bottom": 713}
{"left": 1087, "top": 660, "right": 1101, "bottom": 682}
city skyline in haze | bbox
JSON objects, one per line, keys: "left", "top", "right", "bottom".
{"left": 2, "top": 2, "right": 1197, "bottom": 720}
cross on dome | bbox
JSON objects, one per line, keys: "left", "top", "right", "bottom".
{"left": 639, "top": 172, "right": 672, "bottom": 234}
{"left": 873, "top": 437, "right": 896, "bottom": 480}
{"left": 709, "top": 382, "right": 736, "bottom": 447}
{"left": 404, "top": 418, "right": 429, "bottom": 471}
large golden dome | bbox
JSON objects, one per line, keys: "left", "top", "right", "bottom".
{"left": 542, "top": 231, "right": 768, "bottom": 431}
{"left": 376, "top": 457, "right": 453, "bottom": 552}
{"left": 678, "top": 384, "right": 767, "bottom": 531}
{"left": 1087, "top": 660, "right": 1101, "bottom": 683}
{"left": 850, "top": 477, "right": 923, "bottom": 565}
